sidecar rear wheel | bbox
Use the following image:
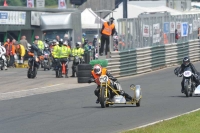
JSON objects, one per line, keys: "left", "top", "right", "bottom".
{"left": 100, "top": 86, "right": 107, "bottom": 108}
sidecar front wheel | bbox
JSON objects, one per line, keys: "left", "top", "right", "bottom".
{"left": 100, "top": 86, "right": 107, "bottom": 108}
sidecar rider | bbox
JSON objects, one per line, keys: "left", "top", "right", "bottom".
{"left": 177, "top": 57, "right": 200, "bottom": 93}
{"left": 88, "top": 64, "right": 132, "bottom": 103}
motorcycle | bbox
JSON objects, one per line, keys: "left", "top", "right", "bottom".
{"left": 95, "top": 75, "right": 142, "bottom": 108}
{"left": 55, "top": 58, "right": 69, "bottom": 78}
{"left": 43, "top": 50, "right": 51, "bottom": 71}
{"left": 0, "top": 57, "right": 4, "bottom": 70}
{"left": 27, "top": 56, "right": 40, "bottom": 79}
{"left": 174, "top": 67, "right": 197, "bottom": 97}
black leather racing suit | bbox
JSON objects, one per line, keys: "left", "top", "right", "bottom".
{"left": 178, "top": 63, "right": 200, "bottom": 90}
{"left": 90, "top": 70, "right": 132, "bottom": 100}
{"left": 28, "top": 44, "right": 42, "bottom": 68}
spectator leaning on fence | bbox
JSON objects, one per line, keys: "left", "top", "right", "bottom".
{"left": 175, "top": 29, "right": 180, "bottom": 43}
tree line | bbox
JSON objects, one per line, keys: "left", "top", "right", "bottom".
{"left": 0, "top": 0, "right": 58, "bottom": 6}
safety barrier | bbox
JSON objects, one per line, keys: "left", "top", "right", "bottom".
{"left": 107, "top": 39, "right": 200, "bottom": 78}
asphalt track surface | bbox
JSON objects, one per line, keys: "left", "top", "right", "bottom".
{"left": 1, "top": 62, "right": 200, "bottom": 133}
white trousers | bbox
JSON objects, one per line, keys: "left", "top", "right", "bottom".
{"left": 0, "top": 55, "right": 7, "bottom": 67}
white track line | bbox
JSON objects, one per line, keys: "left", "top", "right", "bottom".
{"left": 0, "top": 83, "right": 64, "bottom": 101}
{"left": 125, "top": 108, "right": 200, "bottom": 132}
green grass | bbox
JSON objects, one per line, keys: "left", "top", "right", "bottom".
{"left": 123, "top": 110, "right": 200, "bottom": 133}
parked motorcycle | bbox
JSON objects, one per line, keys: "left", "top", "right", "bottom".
{"left": 174, "top": 67, "right": 197, "bottom": 97}
{"left": 55, "top": 58, "right": 69, "bottom": 78}
{"left": 73, "top": 56, "right": 84, "bottom": 76}
{"left": 0, "top": 57, "right": 4, "bottom": 70}
{"left": 43, "top": 51, "right": 51, "bottom": 71}
{"left": 27, "top": 56, "right": 40, "bottom": 79}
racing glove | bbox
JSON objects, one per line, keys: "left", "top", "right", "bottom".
{"left": 88, "top": 78, "right": 95, "bottom": 83}
{"left": 178, "top": 74, "right": 182, "bottom": 77}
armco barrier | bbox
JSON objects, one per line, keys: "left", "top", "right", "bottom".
{"left": 107, "top": 40, "right": 200, "bottom": 78}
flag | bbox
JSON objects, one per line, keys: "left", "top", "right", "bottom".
{"left": 58, "top": 0, "right": 67, "bottom": 9}
{"left": 4, "top": 0, "right": 8, "bottom": 6}
{"left": 27, "top": 0, "right": 34, "bottom": 8}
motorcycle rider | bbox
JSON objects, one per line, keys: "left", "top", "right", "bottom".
{"left": 52, "top": 38, "right": 71, "bottom": 78}
{"left": 28, "top": 40, "right": 43, "bottom": 68}
{"left": 35, "top": 36, "right": 44, "bottom": 53}
{"left": 177, "top": 57, "right": 200, "bottom": 93}
{"left": 70, "top": 42, "right": 84, "bottom": 77}
{"left": 0, "top": 45, "right": 7, "bottom": 70}
{"left": 88, "top": 64, "right": 132, "bottom": 103}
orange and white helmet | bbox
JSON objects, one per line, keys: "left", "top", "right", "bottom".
{"left": 93, "top": 64, "right": 102, "bottom": 75}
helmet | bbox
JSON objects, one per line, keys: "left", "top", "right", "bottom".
{"left": 93, "top": 64, "right": 102, "bottom": 75}
{"left": 35, "top": 36, "right": 39, "bottom": 40}
{"left": 59, "top": 38, "right": 63, "bottom": 44}
{"left": 53, "top": 39, "right": 57, "bottom": 43}
{"left": 113, "top": 35, "right": 118, "bottom": 40}
{"left": 76, "top": 42, "right": 81, "bottom": 48}
{"left": 183, "top": 57, "right": 190, "bottom": 66}
{"left": 94, "top": 35, "right": 98, "bottom": 39}
{"left": 84, "top": 38, "right": 88, "bottom": 43}
{"left": 82, "top": 33, "right": 86, "bottom": 37}
{"left": 63, "top": 41, "right": 68, "bottom": 46}
{"left": 45, "top": 38, "right": 49, "bottom": 43}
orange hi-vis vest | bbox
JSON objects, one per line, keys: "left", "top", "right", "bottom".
{"left": 102, "top": 22, "right": 115, "bottom": 36}
{"left": 91, "top": 68, "right": 110, "bottom": 85}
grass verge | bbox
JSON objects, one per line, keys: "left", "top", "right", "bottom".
{"left": 123, "top": 109, "right": 200, "bottom": 133}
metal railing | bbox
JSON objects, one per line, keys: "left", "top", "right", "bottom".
{"left": 115, "top": 12, "right": 200, "bottom": 51}
{"left": 107, "top": 39, "right": 200, "bottom": 78}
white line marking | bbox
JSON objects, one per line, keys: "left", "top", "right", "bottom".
{"left": 0, "top": 83, "right": 64, "bottom": 101}
{"left": 125, "top": 108, "right": 200, "bottom": 132}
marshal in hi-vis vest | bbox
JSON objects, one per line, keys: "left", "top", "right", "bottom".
{"left": 102, "top": 22, "right": 115, "bottom": 36}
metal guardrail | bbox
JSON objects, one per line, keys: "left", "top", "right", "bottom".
{"left": 116, "top": 12, "right": 200, "bottom": 51}
{"left": 107, "top": 39, "right": 200, "bottom": 78}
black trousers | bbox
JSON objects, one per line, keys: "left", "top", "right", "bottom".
{"left": 9, "top": 55, "right": 14, "bottom": 67}
{"left": 100, "top": 36, "right": 109, "bottom": 55}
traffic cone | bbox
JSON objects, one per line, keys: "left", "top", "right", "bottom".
{"left": 3, "top": 0, "right": 8, "bottom": 6}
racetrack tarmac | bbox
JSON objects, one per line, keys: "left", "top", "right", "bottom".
{"left": 1, "top": 62, "right": 200, "bottom": 133}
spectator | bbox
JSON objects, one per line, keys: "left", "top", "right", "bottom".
{"left": 20, "top": 35, "right": 29, "bottom": 60}
{"left": 5, "top": 39, "right": 16, "bottom": 67}
{"left": 15, "top": 41, "right": 25, "bottom": 63}
{"left": 198, "top": 27, "right": 200, "bottom": 39}
{"left": 20, "top": 35, "right": 29, "bottom": 51}
{"left": 175, "top": 29, "right": 180, "bottom": 43}
{"left": 4, "top": 38, "right": 11, "bottom": 56}
{"left": 82, "top": 33, "right": 86, "bottom": 44}
{"left": 56, "top": 35, "right": 60, "bottom": 42}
